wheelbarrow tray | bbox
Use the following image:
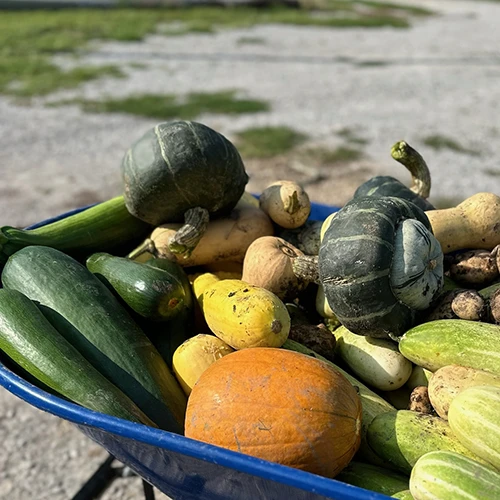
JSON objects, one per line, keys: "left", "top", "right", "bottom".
{"left": 0, "top": 200, "right": 391, "bottom": 500}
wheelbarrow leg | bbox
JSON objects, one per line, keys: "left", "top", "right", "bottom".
{"left": 71, "top": 453, "right": 117, "bottom": 500}
{"left": 142, "top": 479, "right": 156, "bottom": 500}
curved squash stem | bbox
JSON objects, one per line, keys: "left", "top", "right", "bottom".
{"left": 127, "top": 238, "right": 156, "bottom": 260}
{"left": 168, "top": 207, "right": 210, "bottom": 259}
{"left": 292, "top": 255, "right": 320, "bottom": 284}
{"left": 391, "top": 141, "right": 431, "bottom": 199}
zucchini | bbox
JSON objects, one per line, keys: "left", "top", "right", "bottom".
{"left": 283, "top": 339, "right": 395, "bottom": 467}
{"left": 410, "top": 451, "right": 500, "bottom": 500}
{"left": 391, "top": 491, "right": 413, "bottom": 499}
{"left": 335, "top": 325, "right": 413, "bottom": 391}
{"left": 399, "top": 319, "right": 500, "bottom": 375}
{"left": 0, "top": 196, "right": 151, "bottom": 265}
{"left": 2, "top": 245, "right": 187, "bottom": 433}
{"left": 335, "top": 461, "right": 409, "bottom": 497}
{"left": 86, "top": 253, "right": 191, "bottom": 322}
{"left": 0, "top": 289, "right": 154, "bottom": 426}
{"left": 366, "top": 410, "right": 486, "bottom": 475}
{"left": 448, "top": 385, "right": 500, "bottom": 470}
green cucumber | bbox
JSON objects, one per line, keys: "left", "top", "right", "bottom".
{"left": 448, "top": 385, "right": 500, "bottom": 470}
{"left": 86, "top": 253, "right": 191, "bottom": 322}
{"left": 2, "top": 245, "right": 187, "bottom": 433}
{"left": 0, "top": 289, "right": 154, "bottom": 426}
{"left": 283, "top": 339, "right": 395, "bottom": 467}
{"left": 0, "top": 196, "right": 152, "bottom": 265}
{"left": 335, "top": 461, "right": 409, "bottom": 497}
{"left": 367, "top": 410, "right": 485, "bottom": 475}
{"left": 399, "top": 319, "right": 500, "bottom": 375}
{"left": 410, "top": 451, "right": 500, "bottom": 500}
{"left": 391, "top": 490, "right": 413, "bottom": 499}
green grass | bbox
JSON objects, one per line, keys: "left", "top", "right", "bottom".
{"left": 336, "top": 127, "right": 369, "bottom": 145}
{"left": 235, "top": 126, "right": 309, "bottom": 158}
{"left": 57, "top": 91, "right": 270, "bottom": 119}
{"left": 422, "top": 134, "right": 480, "bottom": 156}
{"left": 0, "top": 4, "right": 434, "bottom": 97}
{"left": 300, "top": 145, "right": 365, "bottom": 163}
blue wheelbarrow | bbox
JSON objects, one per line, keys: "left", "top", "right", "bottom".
{"left": 0, "top": 201, "right": 391, "bottom": 500}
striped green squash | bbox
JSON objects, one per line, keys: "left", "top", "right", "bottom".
{"left": 318, "top": 196, "right": 443, "bottom": 339}
{"left": 399, "top": 320, "right": 500, "bottom": 375}
{"left": 410, "top": 451, "right": 500, "bottom": 500}
{"left": 122, "top": 120, "right": 249, "bottom": 226}
{"left": 448, "top": 385, "right": 500, "bottom": 471}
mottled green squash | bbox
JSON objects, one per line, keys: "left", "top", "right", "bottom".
{"left": 122, "top": 120, "right": 249, "bottom": 226}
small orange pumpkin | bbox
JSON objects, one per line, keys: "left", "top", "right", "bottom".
{"left": 185, "top": 347, "right": 362, "bottom": 478}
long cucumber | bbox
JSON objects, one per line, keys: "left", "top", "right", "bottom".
{"left": 0, "top": 196, "right": 152, "bottom": 265}
{"left": 0, "top": 289, "right": 155, "bottom": 426}
{"left": 2, "top": 245, "right": 187, "bottom": 433}
{"left": 399, "top": 319, "right": 500, "bottom": 375}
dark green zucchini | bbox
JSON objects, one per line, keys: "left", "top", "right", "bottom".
{"left": 319, "top": 196, "right": 443, "bottom": 339}
{"left": 0, "top": 196, "right": 152, "bottom": 266}
{"left": 86, "top": 253, "right": 191, "bottom": 322}
{"left": 1, "top": 246, "right": 187, "bottom": 433}
{"left": 0, "top": 288, "right": 155, "bottom": 426}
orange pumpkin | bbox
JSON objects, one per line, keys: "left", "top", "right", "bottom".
{"left": 185, "top": 347, "right": 362, "bottom": 478}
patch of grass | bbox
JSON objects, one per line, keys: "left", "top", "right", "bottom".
{"left": 422, "top": 135, "right": 480, "bottom": 156}
{"left": 57, "top": 90, "right": 269, "bottom": 119}
{"left": 237, "top": 36, "right": 266, "bottom": 45}
{"left": 235, "top": 126, "right": 308, "bottom": 158}
{"left": 302, "top": 145, "right": 364, "bottom": 163}
{"left": 483, "top": 168, "right": 500, "bottom": 177}
{"left": 0, "top": 5, "right": 434, "bottom": 97}
{"left": 336, "top": 127, "right": 369, "bottom": 145}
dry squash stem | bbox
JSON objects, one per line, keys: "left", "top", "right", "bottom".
{"left": 292, "top": 254, "right": 320, "bottom": 284}
{"left": 391, "top": 141, "right": 431, "bottom": 199}
{"left": 167, "top": 207, "right": 210, "bottom": 257}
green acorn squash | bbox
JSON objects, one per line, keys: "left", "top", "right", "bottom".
{"left": 122, "top": 121, "right": 249, "bottom": 255}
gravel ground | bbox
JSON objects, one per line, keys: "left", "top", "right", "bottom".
{"left": 1, "top": 1, "right": 500, "bottom": 498}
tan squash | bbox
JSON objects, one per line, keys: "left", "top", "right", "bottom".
{"left": 428, "top": 364, "right": 500, "bottom": 420}
{"left": 425, "top": 192, "right": 500, "bottom": 253}
{"left": 241, "top": 236, "right": 309, "bottom": 301}
{"left": 172, "top": 334, "right": 234, "bottom": 396}
{"left": 185, "top": 347, "right": 362, "bottom": 478}
{"left": 259, "top": 180, "right": 311, "bottom": 229}
{"left": 129, "top": 201, "right": 274, "bottom": 267}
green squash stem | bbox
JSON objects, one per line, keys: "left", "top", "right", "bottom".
{"left": 168, "top": 206, "right": 210, "bottom": 258}
{"left": 391, "top": 141, "right": 431, "bottom": 199}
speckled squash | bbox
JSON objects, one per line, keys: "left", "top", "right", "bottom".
{"left": 122, "top": 120, "right": 249, "bottom": 225}
{"left": 185, "top": 347, "right": 362, "bottom": 478}
{"left": 318, "top": 196, "right": 443, "bottom": 339}
{"left": 199, "top": 279, "right": 291, "bottom": 350}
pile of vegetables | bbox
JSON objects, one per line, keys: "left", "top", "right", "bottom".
{"left": 1, "top": 119, "right": 500, "bottom": 499}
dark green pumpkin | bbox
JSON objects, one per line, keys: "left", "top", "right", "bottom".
{"left": 122, "top": 121, "right": 249, "bottom": 226}
{"left": 318, "top": 196, "right": 443, "bottom": 339}
{"left": 354, "top": 176, "right": 435, "bottom": 211}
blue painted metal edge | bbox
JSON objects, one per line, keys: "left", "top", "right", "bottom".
{"left": 0, "top": 198, "right": 391, "bottom": 500}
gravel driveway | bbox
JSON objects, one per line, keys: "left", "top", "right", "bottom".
{"left": 1, "top": 1, "right": 500, "bottom": 498}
